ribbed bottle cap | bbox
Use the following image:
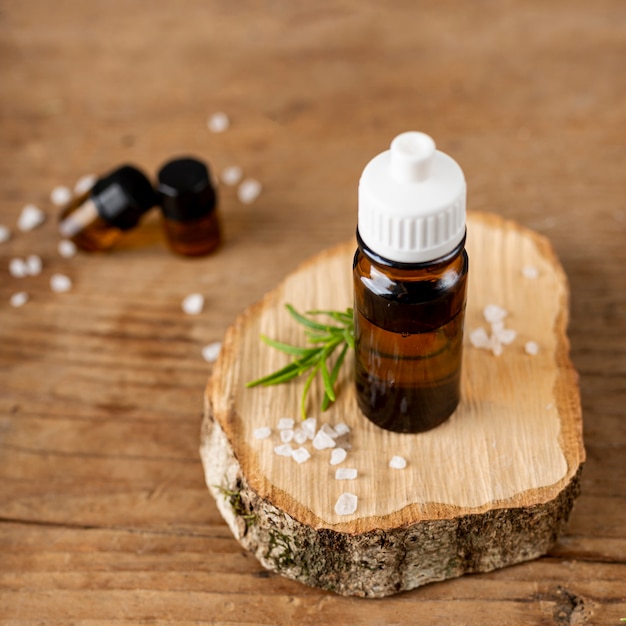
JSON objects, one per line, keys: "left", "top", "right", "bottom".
{"left": 156, "top": 157, "right": 217, "bottom": 222}
{"left": 91, "top": 165, "right": 156, "bottom": 231}
{"left": 358, "top": 132, "right": 466, "bottom": 264}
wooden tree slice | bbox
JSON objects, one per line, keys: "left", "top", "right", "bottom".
{"left": 200, "top": 211, "right": 585, "bottom": 597}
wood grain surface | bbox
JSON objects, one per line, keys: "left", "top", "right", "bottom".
{"left": 0, "top": 0, "right": 624, "bottom": 623}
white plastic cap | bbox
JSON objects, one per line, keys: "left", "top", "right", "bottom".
{"left": 358, "top": 131, "right": 466, "bottom": 264}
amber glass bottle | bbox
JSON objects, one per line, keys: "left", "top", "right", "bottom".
{"left": 354, "top": 132, "right": 468, "bottom": 433}
{"left": 156, "top": 157, "right": 221, "bottom": 257}
{"left": 58, "top": 165, "right": 155, "bottom": 251}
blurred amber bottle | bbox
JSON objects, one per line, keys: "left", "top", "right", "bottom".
{"left": 156, "top": 157, "right": 221, "bottom": 257}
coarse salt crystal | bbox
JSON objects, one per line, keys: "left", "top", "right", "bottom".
{"left": 201, "top": 341, "right": 222, "bottom": 363}
{"left": 253, "top": 427, "right": 272, "bottom": 440}
{"left": 58, "top": 239, "right": 77, "bottom": 258}
{"left": 50, "top": 273, "right": 72, "bottom": 293}
{"left": 74, "top": 173, "right": 97, "bottom": 196}
{"left": 17, "top": 204, "right": 46, "bottom": 231}
{"left": 274, "top": 443, "right": 293, "bottom": 457}
{"left": 293, "top": 427, "right": 308, "bottom": 445}
{"left": 491, "top": 341, "right": 503, "bottom": 357}
{"left": 313, "top": 429, "right": 336, "bottom": 450}
{"left": 525, "top": 341, "right": 540, "bottom": 356}
{"left": 208, "top": 112, "right": 229, "bottom": 133}
{"left": 495, "top": 327, "right": 517, "bottom": 345}
{"left": 320, "top": 423, "right": 338, "bottom": 439}
{"left": 280, "top": 429, "right": 294, "bottom": 443}
{"left": 335, "top": 467, "right": 357, "bottom": 480}
{"left": 330, "top": 448, "right": 347, "bottom": 466}
{"left": 333, "top": 422, "right": 350, "bottom": 437}
{"left": 10, "top": 291, "right": 29, "bottom": 307}
{"left": 291, "top": 447, "right": 311, "bottom": 464}
{"left": 0, "top": 225, "right": 11, "bottom": 243}
{"left": 50, "top": 185, "right": 72, "bottom": 206}
{"left": 389, "top": 456, "right": 407, "bottom": 470}
{"left": 334, "top": 493, "right": 358, "bottom": 516}
{"left": 469, "top": 327, "right": 490, "bottom": 349}
{"left": 26, "top": 254, "right": 42, "bottom": 276}
{"left": 9, "top": 258, "right": 28, "bottom": 278}
{"left": 221, "top": 165, "right": 243, "bottom": 186}
{"left": 301, "top": 417, "right": 317, "bottom": 440}
{"left": 237, "top": 179, "right": 262, "bottom": 204}
{"left": 277, "top": 417, "right": 294, "bottom": 430}
{"left": 182, "top": 293, "right": 204, "bottom": 315}
{"left": 522, "top": 265, "right": 539, "bottom": 279}
{"left": 483, "top": 304, "right": 507, "bottom": 324}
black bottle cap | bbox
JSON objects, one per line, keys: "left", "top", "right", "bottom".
{"left": 156, "top": 157, "right": 217, "bottom": 222}
{"left": 91, "top": 165, "right": 156, "bottom": 230}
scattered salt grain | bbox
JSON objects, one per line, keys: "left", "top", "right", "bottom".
{"left": 280, "top": 429, "right": 294, "bottom": 444}
{"left": 525, "top": 341, "right": 540, "bottom": 356}
{"left": 335, "top": 467, "right": 357, "bottom": 480}
{"left": 10, "top": 292, "right": 29, "bottom": 308}
{"left": 330, "top": 448, "right": 347, "bottom": 466}
{"left": 182, "top": 293, "right": 204, "bottom": 315}
{"left": 274, "top": 443, "right": 294, "bottom": 457}
{"left": 237, "top": 179, "right": 262, "bottom": 204}
{"left": 293, "top": 427, "right": 308, "bottom": 445}
{"left": 26, "top": 254, "right": 42, "bottom": 276}
{"left": 292, "top": 447, "right": 311, "bottom": 464}
{"left": 334, "top": 492, "right": 358, "bottom": 516}
{"left": 17, "top": 204, "right": 46, "bottom": 231}
{"left": 277, "top": 417, "right": 294, "bottom": 430}
{"left": 320, "top": 423, "right": 338, "bottom": 439}
{"left": 74, "top": 173, "right": 97, "bottom": 196}
{"left": 9, "top": 258, "right": 28, "bottom": 278}
{"left": 522, "top": 265, "right": 539, "bottom": 279}
{"left": 0, "top": 225, "right": 11, "bottom": 243}
{"left": 253, "top": 427, "right": 272, "bottom": 440}
{"left": 50, "top": 185, "right": 72, "bottom": 207}
{"left": 333, "top": 422, "right": 350, "bottom": 437}
{"left": 494, "top": 327, "right": 517, "bottom": 345}
{"left": 58, "top": 239, "right": 77, "bottom": 258}
{"left": 483, "top": 304, "right": 507, "bottom": 324}
{"left": 208, "top": 112, "right": 229, "bottom": 133}
{"left": 221, "top": 165, "right": 243, "bottom": 186}
{"left": 389, "top": 456, "right": 407, "bottom": 470}
{"left": 469, "top": 327, "right": 490, "bottom": 349}
{"left": 313, "top": 429, "right": 336, "bottom": 450}
{"left": 201, "top": 341, "right": 222, "bottom": 363}
{"left": 50, "top": 273, "right": 72, "bottom": 293}
{"left": 491, "top": 342, "right": 503, "bottom": 357}
{"left": 301, "top": 417, "right": 317, "bottom": 440}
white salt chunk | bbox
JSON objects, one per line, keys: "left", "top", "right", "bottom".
{"left": 237, "top": 179, "right": 262, "bottom": 204}
{"left": 334, "top": 493, "right": 358, "bottom": 516}
{"left": 74, "top": 173, "right": 97, "bottom": 196}
{"left": 522, "top": 265, "right": 539, "bottom": 279}
{"left": 491, "top": 341, "right": 503, "bottom": 357}
{"left": 291, "top": 447, "right": 311, "bottom": 464}
{"left": 182, "top": 293, "right": 204, "bottom": 315}
{"left": 50, "top": 273, "right": 72, "bottom": 293}
{"left": 333, "top": 422, "right": 350, "bottom": 437}
{"left": 0, "top": 225, "right": 11, "bottom": 243}
{"left": 274, "top": 443, "right": 294, "bottom": 457}
{"left": 201, "top": 341, "right": 222, "bottom": 363}
{"left": 320, "top": 423, "right": 338, "bottom": 439}
{"left": 280, "top": 429, "right": 294, "bottom": 443}
{"left": 301, "top": 417, "right": 317, "bottom": 440}
{"left": 335, "top": 467, "right": 357, "bottom": 480}
{"left": 208, "top": 112, "right": 229, "bottom": 133}
{"left": 277, "top": 417, "right": 294, "bottom": 430}
{"left": 495, "top": 327, "right": 517, "bottom": 345}
{"left": 525, "top": 341, "right": 540, "bottom": 356}
{"left": 17, "top": 204, "right": 46, "bottom": 231}
{"left": 221, "top": 165, "right": 243, "bottom": 186}
{"left": 469, "top": 327, "right": 490, "bottom": 349}
{"left": 58, "top": 239, "right": 77, "bottom": 258}
{"left": 483, "top": 304, "right": 507, "bottom": 324}
{"left": 389, "top": 456, "right": 407, "bottom": 470}
{"left": 26, "top": 254, "right": 42, "bottom": 276}
{"left": 293, "top": 428, "right": 308, "bottom": 445}
{"left": 330, "top": 448, "right": 347, "bottom": 466}
{"left": 10, "top": 291, "right": 29, "bottom": 308}
{"left": 313, "top": 429, "right": 336, "bottom": 450}
{"left": 9, "top": 258, "right": 28, "bottom": 278}
{"left": 253, "top": 427, "right": 272, "bottom": 440}
{"left": 50, "top": 185, "right": 72, "bottom": 206}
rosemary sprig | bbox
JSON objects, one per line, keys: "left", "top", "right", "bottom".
{"left": 246, "top": 304, "right": 354, "bottom": 418}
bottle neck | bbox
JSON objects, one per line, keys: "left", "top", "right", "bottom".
{"left": 356, "top": 228, "right": 466, "bottom": 271}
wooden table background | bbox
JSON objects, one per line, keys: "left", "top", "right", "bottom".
{"left": 1, "top": 1, "right": 624, "bottom": 624}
